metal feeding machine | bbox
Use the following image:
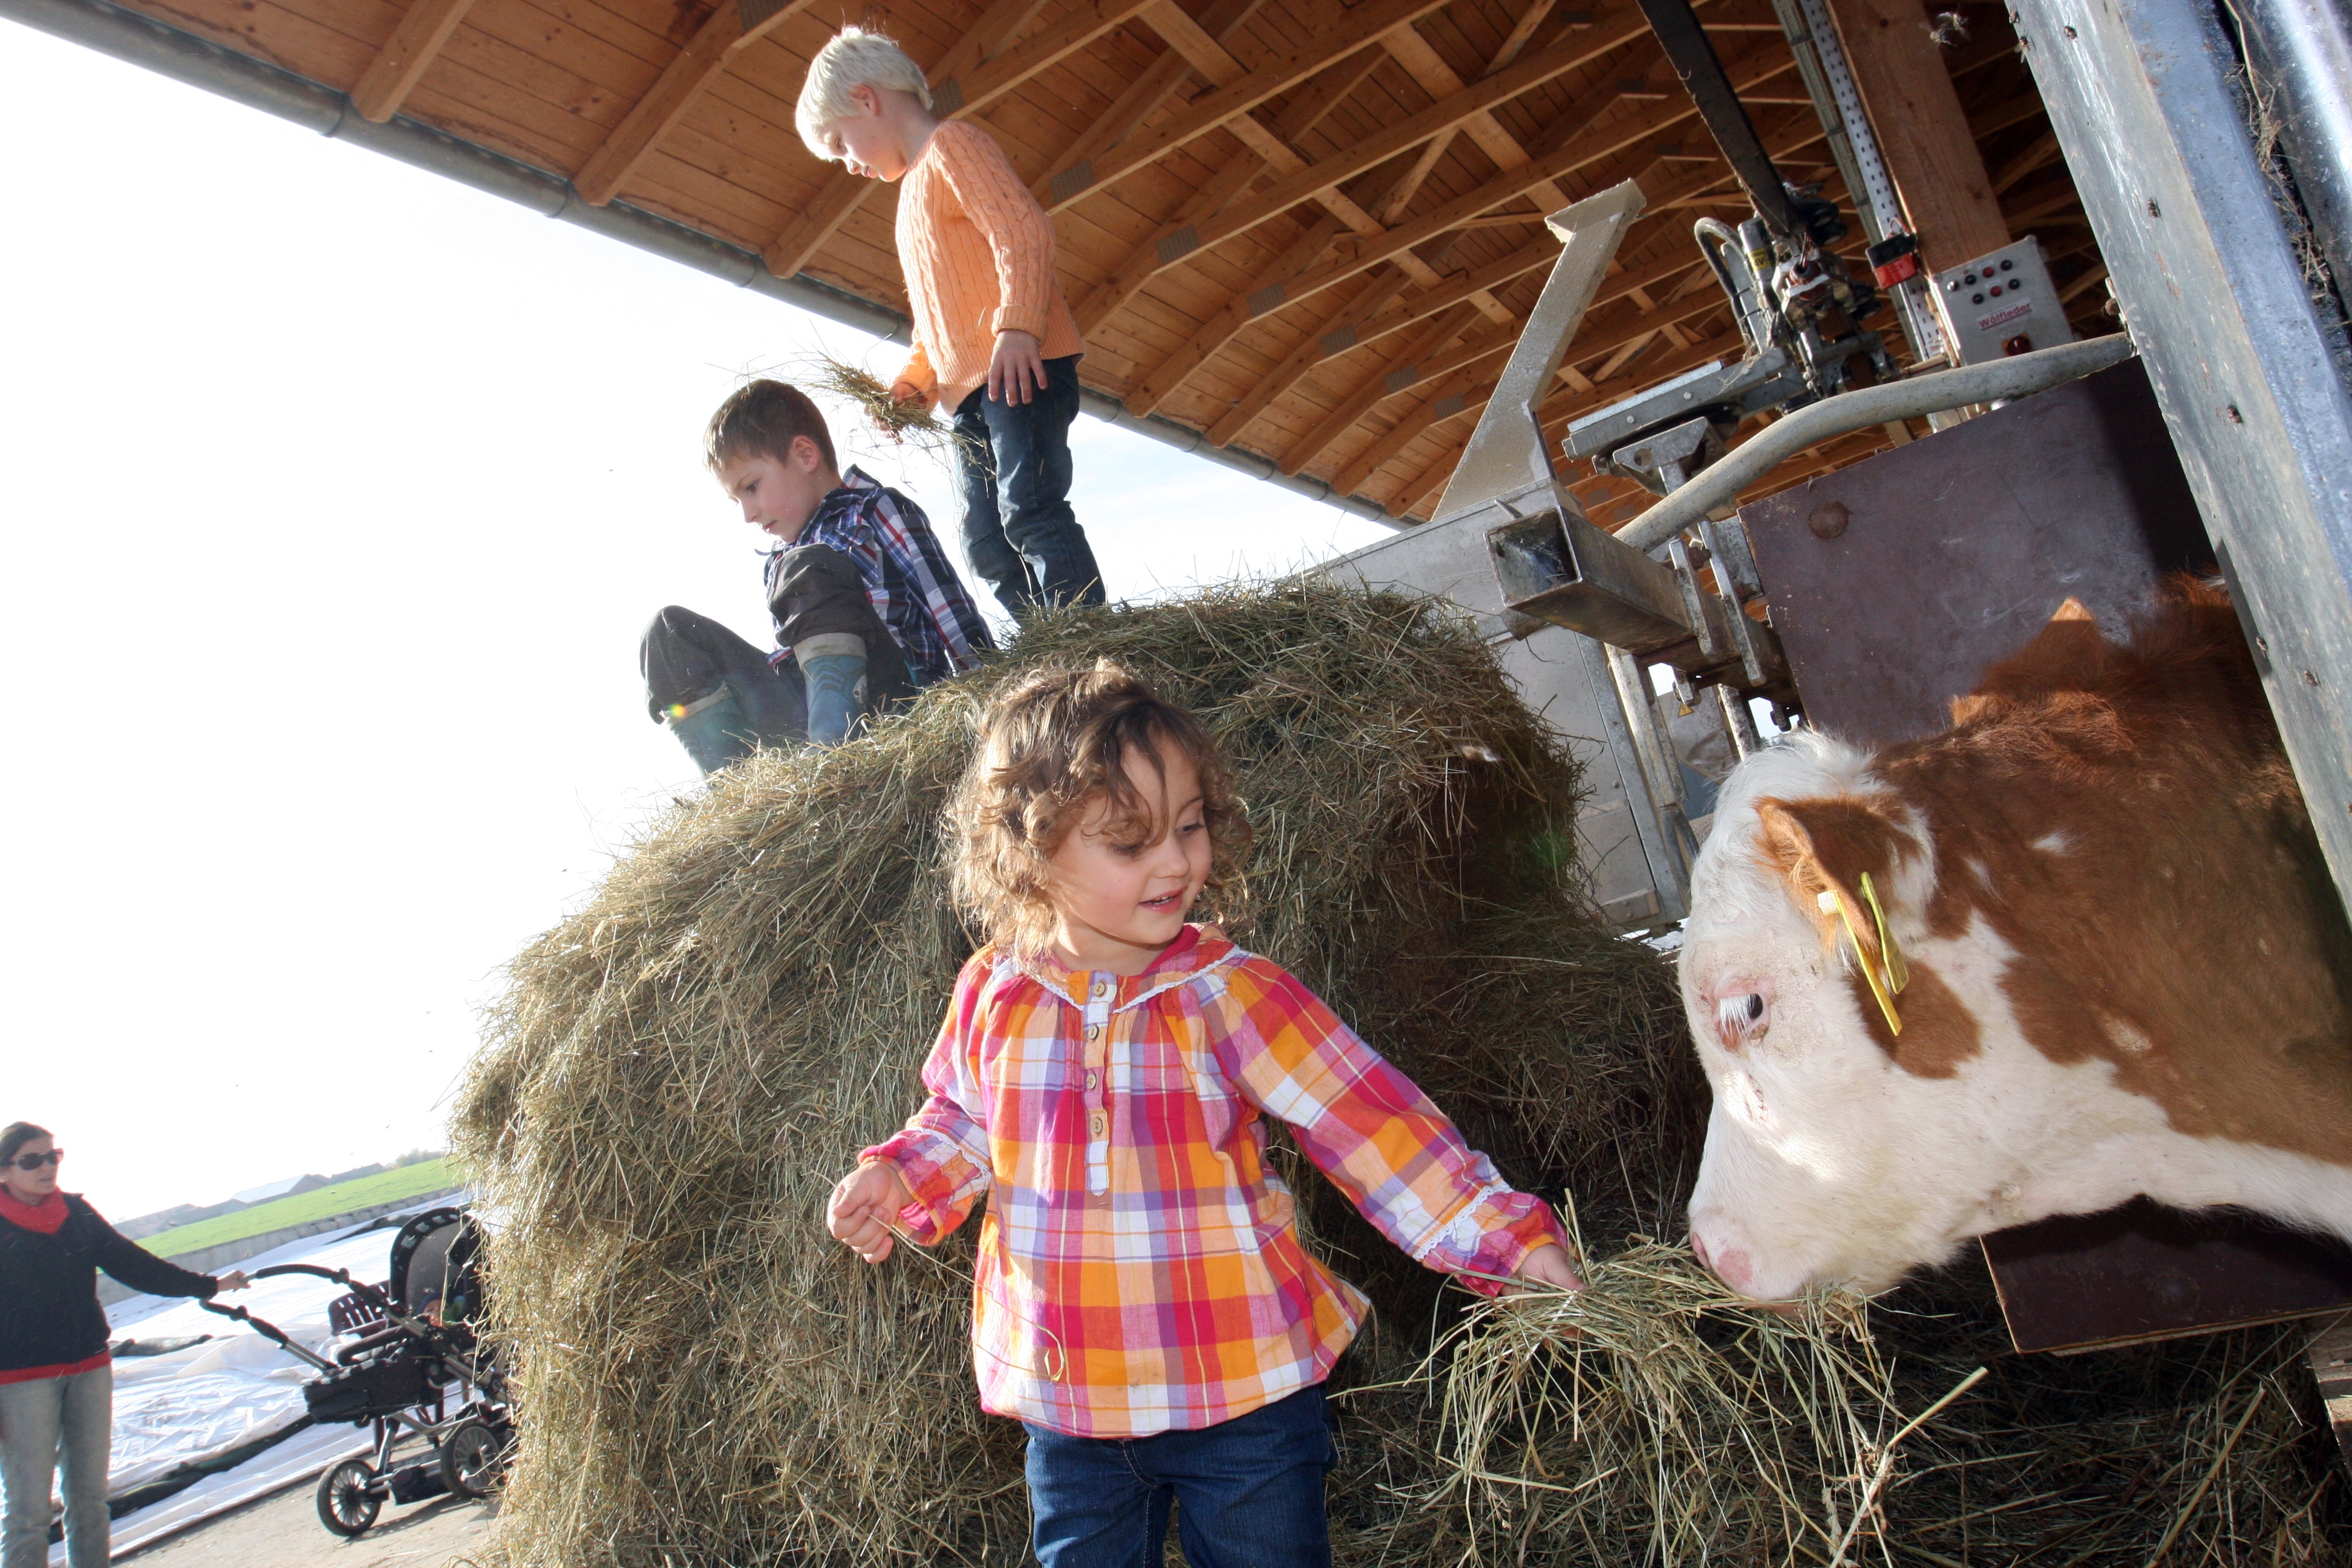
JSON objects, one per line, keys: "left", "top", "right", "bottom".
{"left": 1322, "top": 0, "right": 2137, "bottom": 928}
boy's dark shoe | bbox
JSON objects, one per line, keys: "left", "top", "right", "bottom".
{"left": 953, "top": 354, "right": 1106, "bottom": 618}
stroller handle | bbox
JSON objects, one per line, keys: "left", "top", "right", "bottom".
{"left": 253, "top": 1263, "right": 391, "bottom": 1309}
{"left": 198, "top": 1299, "right": 338, "bottom": 1371}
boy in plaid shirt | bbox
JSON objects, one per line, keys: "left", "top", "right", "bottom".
{"left": 828, "top": 662, "right": 1578, "bottom": 1568}
{"left": 641, "top": 380, "right": 993, "bottom": 773}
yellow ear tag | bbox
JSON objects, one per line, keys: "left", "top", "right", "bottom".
{"left": 1817, "top": 880, "right": 1905, "bottom": 1036}
{"left": 1860, "top": 871, "right": 1909, "bottom": 995}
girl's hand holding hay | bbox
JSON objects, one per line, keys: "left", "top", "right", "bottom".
{"left": 1509, "top": 1242, "right": 1583, "bottom": 1294}
{"left": 828, "top": 1160, "right": 915, "bottom": 1264}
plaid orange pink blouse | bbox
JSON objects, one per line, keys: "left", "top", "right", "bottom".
{"left": 863, "top": 926, "right": 1567, "bottom": 1439}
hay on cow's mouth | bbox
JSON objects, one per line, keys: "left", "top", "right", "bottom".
{"left": 451, "top": 580, "right": 2351, "bottom": 1568}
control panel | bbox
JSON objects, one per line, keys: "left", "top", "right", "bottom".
{"left": 1930, "top": 236, "right": 2077, "bottom": 365}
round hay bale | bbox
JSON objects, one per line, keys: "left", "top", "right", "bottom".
{"left": 452, "top": 582, "right": 1695, "bottom": 1567}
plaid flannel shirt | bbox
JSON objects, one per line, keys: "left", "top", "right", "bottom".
{"left": 768, "top": 466, "right": 993, "bottom": 686}
{"left": 862, "top": 926, "right": 1567, "bottom": 1438}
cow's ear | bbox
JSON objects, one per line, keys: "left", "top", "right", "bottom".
{"left": 1960, "top": 597, "right": 2117, "bottom": 722}
{"left": 1753, "top": 796, "right": 1904, "bottom": 965}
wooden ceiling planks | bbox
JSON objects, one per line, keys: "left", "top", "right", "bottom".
{"left": 102, "top": 0, "right": 2105, "bottom": 524}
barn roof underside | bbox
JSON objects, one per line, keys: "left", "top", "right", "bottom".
{"left": 58, "top": 0, "right": 2111, "bottom": 526}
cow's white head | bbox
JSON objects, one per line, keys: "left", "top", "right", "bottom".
{"left": 1679, "top": 733, "right": 2002, "bottom": 1300}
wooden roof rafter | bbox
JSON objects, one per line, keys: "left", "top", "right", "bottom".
{"left": 1125, "top": 41, "right": 1799, "bottom": 417}
{"left": 348, "top": 0, "right": 480, "bottom": 122}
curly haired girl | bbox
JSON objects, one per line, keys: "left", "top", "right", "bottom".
{"left": 827, "top": 660, "right": 1578, "bottom": 1568}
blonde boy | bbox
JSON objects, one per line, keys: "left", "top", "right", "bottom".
{"left": 797, "top": 28, "right": 1105, "bottom": 620}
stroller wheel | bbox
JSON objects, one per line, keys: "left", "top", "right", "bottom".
{"left": 438, "top": 1419, "right": 507, "bottom": 1499}
{"left": 316, "top": 1459, "right": 382, "bottom": 1537}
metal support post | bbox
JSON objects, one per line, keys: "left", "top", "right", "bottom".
{"left": 2010, "top": 0, "right": 2352, "bottom": 916}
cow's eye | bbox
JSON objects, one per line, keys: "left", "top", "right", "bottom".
{"left": 1716, "top": 992, "right": 1769, "bottom": 1047}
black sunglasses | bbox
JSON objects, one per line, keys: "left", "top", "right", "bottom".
{"left": 11, "top": 1149, "right": 63, "bottom": 1172}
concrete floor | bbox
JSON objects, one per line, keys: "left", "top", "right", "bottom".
{"left": 120, "top": 1480, "right": 498, "bottom": 1568}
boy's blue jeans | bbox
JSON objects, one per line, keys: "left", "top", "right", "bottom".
{"left": 1022, "top": 1383, "right": 1335, "bottom": 1568}
{"left": 952, "top": 354, "right": 1106, "bottom": 619}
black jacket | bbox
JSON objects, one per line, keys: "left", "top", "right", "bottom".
{"left": 0, "top": 1195, "right": 218, "bottom": 1375}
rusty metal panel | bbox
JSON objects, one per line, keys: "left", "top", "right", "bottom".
{"left": 1739, "top": 358, "right": 2211, "bottom": 747}
{"left": 1982, "top": 1200, "right": 2352, "bottom": 1354}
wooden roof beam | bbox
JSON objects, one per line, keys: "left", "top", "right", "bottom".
{"left": 1038, "top": 0, "right": 1504, "bottom": 213}
{"left": 1122, "top": 24, "right": 1646, "bottom": 282}
{"left": 1200, "top": 266, "right": 1419, "bottom": 444}
{"left": 764, "top": 0, "right": 1161, "bottom": 277}
{"left": 573, "top": 0, "right": 818, "bottom": 206}
{"left": 1137, "top": 0, "right": 1244, "bottom": 79}
{"left": 1379, "top": 20, "right": 1575, "bottom": 212}
{"left": 1277, "top": 302, "right": 1485, "bottom": 472}
{"left": 1991, "top": 127, "right": 2062, "bottom": 195}
{"left": 1202, "top": 229, "right": 1584, "bottom": 448}
{"left": 349, "top": 0, "right": 482, "bottom": 123}
{"left": 1122, "top": 0, "right": 1409, "bottom": 250}
{"left": 1336, "top": 364, "right": 1489, "bottom": 495}
{"left": 1276, "top": 245, "right": 1710, "bottom": 471}
{"left": 1040, "top": 0, "right": 1270, "bottom": 203}
{"left": 1124, "top": 45, "right": 1798, "bottom": 415}
{"left": 1380, "top": 37, "right": 1671, "bottom": 223}
{"left": 1820, "top": 0, "right": 2010, "bottom": 272}
{"left": 1071, "top": 40, "right": 1397, "bottom": 336}
{"left": 1489, "top": 0, "right": 1564, "bottom": 71}
{"left": 1964, "top": 90, "right": 2046, "bottom": 140}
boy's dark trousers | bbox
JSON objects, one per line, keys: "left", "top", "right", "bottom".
{"left": 952, "top": 354, "right": 1107, "bottom": 619}
{"left": 1021, "top": 1382, "right": 1334, "bottom": 1568}
{"left": 640, "top": 606, "right": 806, "bottom": 769}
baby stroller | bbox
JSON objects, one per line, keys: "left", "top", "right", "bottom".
{"left": 200, "top": 1205, "right": 514, "bottom": 1537}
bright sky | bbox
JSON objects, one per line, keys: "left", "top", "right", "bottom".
{"left": 0, "top": 20, "right": 1390, "bottom": 1223}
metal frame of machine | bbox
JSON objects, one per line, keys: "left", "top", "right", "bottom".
{"left": 1327, "top": 0, "right": 2352, "bottom": 936}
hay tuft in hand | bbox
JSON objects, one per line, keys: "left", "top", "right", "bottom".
{"left": 804, "top": 354, "right": 967, "bottom": 455}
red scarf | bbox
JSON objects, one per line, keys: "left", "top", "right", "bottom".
{"left": 0, "top": 1189, "right": 67, "bottom": 1235}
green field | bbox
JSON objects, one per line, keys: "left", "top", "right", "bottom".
{"left": 139, "top": 1158, "right": 462, "bottom": 1258}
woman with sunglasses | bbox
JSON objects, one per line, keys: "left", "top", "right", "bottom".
{"left": 0, "top": 1123, "right": 249, "bottom": 1568}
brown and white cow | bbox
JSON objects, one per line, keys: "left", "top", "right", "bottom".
{"left": 1679, "top": 578, "right": 2352, "bottom": 1299}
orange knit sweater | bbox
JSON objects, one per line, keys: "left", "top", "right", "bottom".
{"left": 891, "top": 120, "right": 1083, "bottom": 413}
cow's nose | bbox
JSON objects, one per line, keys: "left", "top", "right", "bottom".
{"left": 1690, "top": 1215, "right": 1757, "bottom": 1295}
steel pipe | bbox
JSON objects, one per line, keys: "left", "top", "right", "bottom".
{"left": 2229, "top": 0, "right": 2352, "bottom": 322}
{"left": 1615, "top": 332, "right": 2138, "bottom": 551}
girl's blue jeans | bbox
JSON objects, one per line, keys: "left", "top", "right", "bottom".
{"left": 1022, "top": 1382, "right": 1334, "bottom": 1568}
